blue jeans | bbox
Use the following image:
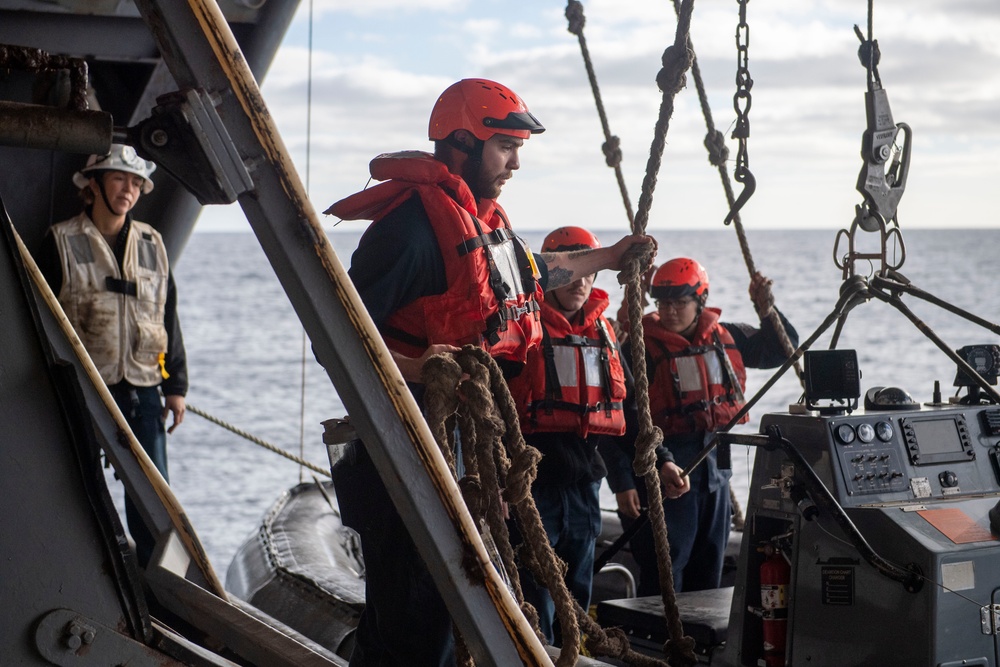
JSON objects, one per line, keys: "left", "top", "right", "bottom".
{"left": 110, "top": 383, "right": 168, "bottom": 568}
{"left": 511, "top": 480, "right": 602, "bottom": 645}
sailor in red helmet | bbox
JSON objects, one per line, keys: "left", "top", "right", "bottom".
{"left": 505, "top": 226, "right": 627, "bottom": 645}
{"left": 326, "top": 79, "right": 655, "bottom": 666}
{"left": 604, "top": 258, "right": 796, "bottom": 595}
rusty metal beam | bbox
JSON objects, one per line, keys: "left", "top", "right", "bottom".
{"left": 130, "top": 0, "right": 550, "bottom": 664}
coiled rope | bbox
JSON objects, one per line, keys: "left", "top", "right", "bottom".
{"left": 422, "top": 347, "right": 670, "bottom": 667}
{"left": 187, "top": 404, "right": 331, "bottom": 478}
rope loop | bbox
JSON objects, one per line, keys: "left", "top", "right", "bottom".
{"left": 704, "top": 129, "right": 729, "bottom": 167}
{"left": 665, "top": 635, "right": 699, "bottom": 665}
{"left": 504, "top": 447, "right": 541, "bottom": 505}
{"left": 565, "top": 0, "right": 585, "bottom": 36}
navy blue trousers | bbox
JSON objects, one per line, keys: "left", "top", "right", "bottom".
{"left": 622, "top": 463, "right": 731, "bottom": 595}
{"left": 510, "top": 480, "right": 602, "bottom": 645}
{"left": 110, "top": 383, "right": 168, "bottom": 568}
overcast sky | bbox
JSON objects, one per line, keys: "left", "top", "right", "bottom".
{"left": 198, "top": 0, "right": 1000, "bottom": 232}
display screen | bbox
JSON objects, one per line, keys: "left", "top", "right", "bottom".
{"left": 911, "top": 419, "right": 963, "bottom": 455}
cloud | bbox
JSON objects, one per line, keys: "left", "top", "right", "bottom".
{"left": 199, "top": 0, "right": 1000, "bottom": 232}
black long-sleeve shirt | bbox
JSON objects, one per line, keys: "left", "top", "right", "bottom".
{"left": 37, "top": 213, "right": 188, "bottom": 397}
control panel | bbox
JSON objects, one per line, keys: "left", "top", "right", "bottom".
{"left": 766, "top": 405, "right": 1000, "bottom": 508}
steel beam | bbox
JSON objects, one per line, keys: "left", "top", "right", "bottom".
{"left": 130, "top": 1, "right": 550, "bottom": 664}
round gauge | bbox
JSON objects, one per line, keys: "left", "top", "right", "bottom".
{"left": 836, "top": 424, "right": 856, "bottom": 444}
{"left": 875, "top": 421, "right": 894, "bottom": 442}
{"left": 857, "top": 423, "right": 876, "bottom": 443}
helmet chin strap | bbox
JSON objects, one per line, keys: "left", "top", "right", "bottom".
{"left": 447, "top": 133, "right": 483, "bottom": 160}
{"left": 93, "top": 173, "right": 117, "bottom": 216}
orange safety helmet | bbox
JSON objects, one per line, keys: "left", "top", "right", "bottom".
{"left": 542, "top": 226, "right": 600, "bottom": 252}
{"left": 650, "top": 258, "right": 709, "bottom": 300}
{"left": 429, "top": 78, "right": 545, "bottom": 142}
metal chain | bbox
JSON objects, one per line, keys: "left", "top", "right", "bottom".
{"left": 724, "top": 0, "right": 755, "bottom": 225}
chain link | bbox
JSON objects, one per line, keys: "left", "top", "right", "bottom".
{"left": 724, "top": 0, "right": 756, "bottom": 226}
{"left": 732, "top": 0, "right": 752, "bottom": 177}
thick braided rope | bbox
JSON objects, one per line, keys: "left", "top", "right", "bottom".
{"left": 421, "top": 355, "right": 480, "bottom": 667}
{"left": 453, "top": 350, "right": 539, "bottom": 632}
{"left": 424, "top": 346, "right": 685, "bottom": 665}
{"left": 621, "top": 254, "right": 698, "bottom": 667}
{"left": 669, "top": 0, "right": 803, "bottom": 385}
{"left": 565, "top": 0, "right": 635, "bottom": 226}
{"left": 632, "top": 0, "right": 696, "bottom": 233}
{"left": 459, "top": 348, "right": 583, "bottom": 666}
{"left": 467, "top": 347, "right": 681, "bottom": 666}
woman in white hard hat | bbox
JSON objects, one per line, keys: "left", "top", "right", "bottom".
{"left": 38, "top": 143, "right": 188, "bottom": 568}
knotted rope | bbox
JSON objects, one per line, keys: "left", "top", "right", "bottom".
{"left": 632, "top": 0, "right": 695, "bottom": 233}
{"left": 620, "top": 251, "right": 697, "bottom": 667}
{"left": 668, "top": 0, "right": 803, "bottom": 385}
{"left": 423, "top": 346, "right": 672, "bottom": 667}
{"left": 565, "top": 0, "right": 635, "bottom": 227}
{"left": 615, "top": 1, "right": 700, "bottom": 664}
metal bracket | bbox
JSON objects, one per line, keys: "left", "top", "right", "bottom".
{"left": 125, "top": 87, "right": 254, "bottom": 205}
{"left": 35, "top": 608, "right": 171, "bottom": 666}
{"left": 980, "top": 604, "right": 1000, "bottom": 635}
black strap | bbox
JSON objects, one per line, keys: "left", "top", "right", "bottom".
{"left": 540, "top": 329, "right": 562, "bottom": 411}
{"left": 550, "top": 334, "right": 603, "bottom": 348}
{"left": 380, "top": 323, "right": 428, "bottom": 350}
{"left": 105, "top": 276, "right": 137, "bottom": 297}
{"left": 455, "top": 227, "right": 516, "bottom": 256}
{"left": 712, "top": 330, "right": 740, "bottom": 403}
{"left": 529, "top": 399, "right": 624, "bottom": 416}
{"left": 484, "top": 300, "right": 540, "bottom": 345}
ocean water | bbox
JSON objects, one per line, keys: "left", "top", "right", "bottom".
{"left": 109, "top": 226, "right": 1000, "bottom": 574}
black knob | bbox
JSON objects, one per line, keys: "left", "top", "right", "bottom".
{"left": 939, "top": 471, "right": 958, "bottom": 488}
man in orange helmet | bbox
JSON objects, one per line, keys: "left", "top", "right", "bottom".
{"left": 326, "top": 79, "right": 655, "bottom": 665}
{"left": 604, "top": 258, "right": 796, "bottom": 595}
{"left": 506, "top": 225, "right": 627, "bottom": 645}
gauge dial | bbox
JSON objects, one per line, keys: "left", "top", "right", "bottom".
{"left": 875, "top": 421, "right": 894, "bottom": 442}
{"left": 836, "top": 424, "right": 856, "bottom": 444}
{"left": 857, "top": 423, "right": 876, "bottom": 443}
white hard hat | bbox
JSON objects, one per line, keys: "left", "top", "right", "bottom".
{"left": 73, "top": 143, "right": 157, "bottom": 194}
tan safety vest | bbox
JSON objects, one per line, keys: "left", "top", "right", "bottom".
{"left": 51, "top": 213, "right": 169, "bottom": 387}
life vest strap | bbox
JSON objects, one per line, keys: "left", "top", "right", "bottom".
{"left": 455, "top": 227, "right": 516, "bottom": 256}
{"left": 381, "top": 323, "right": 428, "bottom": 350}
{"left": 531, "top": 399, "right": 624, "bottom": 416}
{"left": 105, "top": 276, "right": 138, "bottom": 297}
{"left": 550, "top": 334, "right": 603, "bottom": 348}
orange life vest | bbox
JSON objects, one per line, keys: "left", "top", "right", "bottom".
{"left": 643, "top": 308, "right": 748, "bottom": 436}
{"left": 509, "top": 288, "right": 626, "bottom": 438}
{"left": 327, "top": 151, "right": 543, "bottom": 362}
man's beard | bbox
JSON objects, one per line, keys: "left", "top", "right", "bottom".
{"left": 463, "top": 159, "right": 503, "bottom": 200}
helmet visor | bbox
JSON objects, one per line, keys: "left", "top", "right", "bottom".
{"left": 483, "top": 110, "right": 545, "bottom": 134}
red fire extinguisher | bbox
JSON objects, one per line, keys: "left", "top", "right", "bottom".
{"left": 759, "top": 550, "right": 791, "bottom": 667}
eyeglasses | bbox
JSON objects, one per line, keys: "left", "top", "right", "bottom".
{"left": 655, "top": 297, "right": 696, "bottom": 311}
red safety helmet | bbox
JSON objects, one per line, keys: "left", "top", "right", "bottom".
{"left": 542, "top": 226, "right": 600, "bottom": 252}
{"left": 428, "top": 78, "right": 545, "bottom": 142}
{"left": 649, "top": 258, "right": 709, "bottom": 300}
